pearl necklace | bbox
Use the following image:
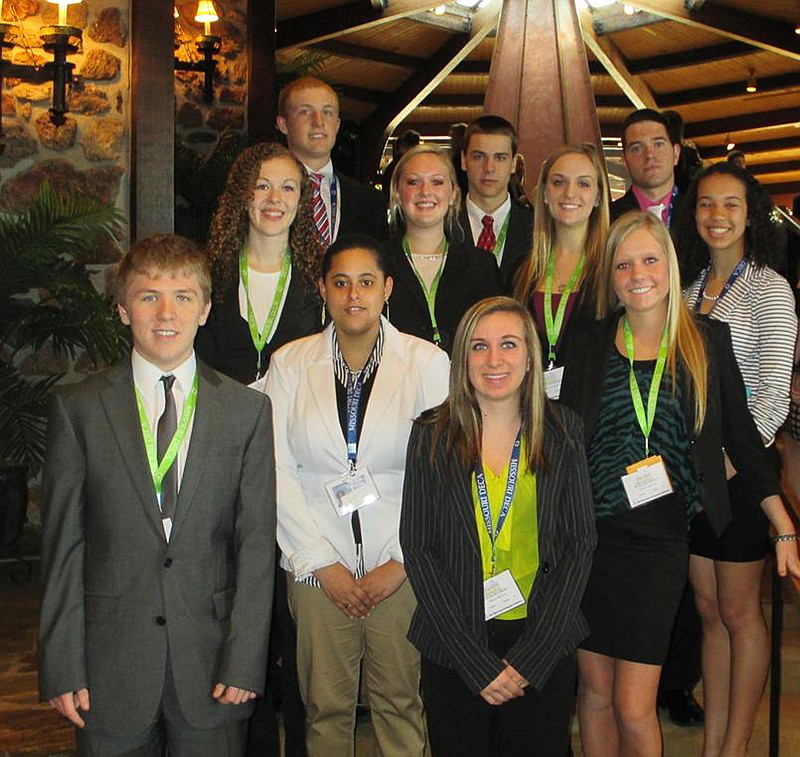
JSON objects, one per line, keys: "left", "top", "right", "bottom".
{"left": 701, "top": 292, "right": 720, "bottom": 301}
{"left": 410, "top": 252, "right": 444, "bottom": 261}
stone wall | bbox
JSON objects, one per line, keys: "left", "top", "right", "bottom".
{"left": 0, "top": 0, "right": 129, "bottom": 226}
{"left": 175, "top": 0, "right": 247, "bottom": 148}
{"left": 1, "top": 0, "right": 248, "bottom": 220}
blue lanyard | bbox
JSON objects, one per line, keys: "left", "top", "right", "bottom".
{"left": 692, "top": 258, "right": 747, "bottom": 312}
{"left": 346, "top": 370, "right": 364, "bottom": 470}
{"left": 329, "top": 174, "right": 339, "bottom": 240}
{"left": 474, "top": 430, "right": 522, "bottom": 575}
{"left": 665, "top": 185, "right": 679, "bottom": 229}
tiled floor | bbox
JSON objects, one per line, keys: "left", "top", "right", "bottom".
{"left": 2, "top": 555, "right": 798, "bottom": 756}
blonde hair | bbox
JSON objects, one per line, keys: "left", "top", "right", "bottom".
{"left": 513, "top": 144, "right": 609, "bottom": 316}
{"left": 601, "top": 212, "right": 708, "bottom": 431}
{"left": 389, "top": 144, "right": 462, "bottom": 238}
{"left": 426, "top": 296, "right": 547, "bottom": 472}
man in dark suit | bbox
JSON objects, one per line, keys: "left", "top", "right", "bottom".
{"left": 277, "top": 76, "right": 388, "bottom": 242}
{"left": 38, "top": 234, "right": 276, "bottom": 756}
{"left": 458, "top": 115, "right": 533, "bottom": 287}
{"left": 612, "top": 108, "right": 683, "bottom": 230}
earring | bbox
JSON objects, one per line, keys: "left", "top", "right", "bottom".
{"left": 321, "top": 303, "right": 327, "bottom": 326}
{"left": 384, "top": 299, "right": 390, "bottom": 322}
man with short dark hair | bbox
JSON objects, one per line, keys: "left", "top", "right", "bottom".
{"left": 38, "top": 234, "right": 276, "bottom": 756}
{"left": 459, "top": 115, "right": 533, "bottom": 286}
{"left": 612, "top": 108, "right": 683, "bottom": 228}
{"left": 277, "top": 76, "right": 388, "bottom": 242}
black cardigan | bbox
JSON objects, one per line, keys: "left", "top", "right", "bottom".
{"left": 386, "top": 235, "right": 503, "bottom": 355}
{"left": 195, "top": 268, "right": 321, "bottom": 385}
{"left": 559, "top": 312, "right": 781, "bottom": 536}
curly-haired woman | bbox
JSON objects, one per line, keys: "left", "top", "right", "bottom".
{"left": 196, "top": 142, "right": 325, "bottom": 384}
{"left": 675, "top": 163, "right": 798, "bottom": 757}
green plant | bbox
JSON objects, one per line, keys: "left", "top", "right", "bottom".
{"left": 0, "top": 184, "right": 129, "bottom": 472}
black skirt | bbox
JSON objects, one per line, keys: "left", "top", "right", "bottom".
{"left": 580, "top": 493, "right": 688, "bottom": 665}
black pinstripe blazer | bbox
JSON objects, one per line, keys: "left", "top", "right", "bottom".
{"left": 400, "top": 402, "right": 597, "bottom": 695}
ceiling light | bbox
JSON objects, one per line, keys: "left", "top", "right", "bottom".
{"left": 795, "top": 22, "right": 800, "bottom": 35}
{"left": 623, "top": 4, "right": 636, "bottom": 15}
{"left": 433, "top": 4, "right": 447, "bottom": 15}
{"left": 725, "top": 135, "right": 736, "bottom": 151}
{"left": 455, "top": 0, "right": 481, "bottom": 7}
{"left": 745, "top": 68, "right": 757, "bottom": 93}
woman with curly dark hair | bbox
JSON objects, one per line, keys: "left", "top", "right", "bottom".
{"left": 675, "top": 163, "right": 798, "bottom": 757}
{"left": 196, "top": 142, "right": 325, "bottom": 384}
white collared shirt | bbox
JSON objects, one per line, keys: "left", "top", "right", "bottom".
{"left": 465, "top": 193, "right": 512, "bottom": 266}
{"left": 302, "top": 158, "right": 341, "bottom": 241}
{"left": 131, "top": 349, "right": 198, "bottom": 526}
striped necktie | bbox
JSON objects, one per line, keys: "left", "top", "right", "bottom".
{"left": 310, "top": 172, "right": 331, "bottom": 245}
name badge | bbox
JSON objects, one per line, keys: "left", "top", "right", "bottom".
{"left": 543, "top": 365, "right": 565, "bottom": 400}
{"left": 483, "top": 569, "right": 525, "bottom": 621}
{"left": 325, "top": 465, "right": 380, "bottom": 517}
{"left": 621, "top": 455, "right": 673, "bottom": 509}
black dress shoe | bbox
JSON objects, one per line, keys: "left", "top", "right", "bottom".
{"left": 658, "top": 688, "right": 705, "bottom": 726}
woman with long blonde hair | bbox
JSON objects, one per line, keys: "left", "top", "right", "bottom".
{"left": 513, "top": 144, "right": 609, "bottom": 396}
{"left": 560, "top": 211, "right": 799, "bottom": 756}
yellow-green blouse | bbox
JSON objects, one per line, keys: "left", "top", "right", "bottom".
{"left": 472, "top": 449, "right": 539, "bottom": 621}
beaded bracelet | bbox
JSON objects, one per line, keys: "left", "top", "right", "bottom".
{"left": 771, "top": 533, "right": 800, "bottom": 545}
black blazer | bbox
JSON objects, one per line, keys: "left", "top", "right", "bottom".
{"left": 457, "top": 201, "right": 534, "bottom": 288}
{"left": 386, "top": 236, "right": 503, "bottom": 355}
{"left": 559, "top": 313, "right": 781, "bottom": 536}
{"left": 611, "top": 187, "right": 686, "bottom": 228}
{"left": 400, "top": 403, "right": 597, "bottom": 695}
{"left": 195, "top": 270, "right": 321, "bottom": 384}
{"left": 337, "top": 172, "right": 389, "bottom": 241}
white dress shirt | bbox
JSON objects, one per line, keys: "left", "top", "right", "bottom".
{"left": 465, "top": 193, "right": 512, "bottom": 266}
{"left": 131, "top": 349, "right": 198, "bottom": 537}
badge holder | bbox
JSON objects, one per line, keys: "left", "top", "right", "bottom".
{"left": 326, "top": 466, "right": 380, "bottom": 517}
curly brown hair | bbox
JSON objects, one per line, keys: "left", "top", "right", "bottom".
{"left": 205, "top": 142, "right": 325, "bottom": 302}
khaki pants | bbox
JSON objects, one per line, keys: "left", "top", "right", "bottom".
{"left": 287, "top": 576, "right": 425, "bottom": 757}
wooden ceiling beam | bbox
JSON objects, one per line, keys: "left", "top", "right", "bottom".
{"left": 628, "top": 0, "right": 800, "bottom": 62}
{"left": 698, "top": 135, "right": 800, "bottom": 160}
{"left": 338, "top": 83, "right": 387, "bottom": 105}
{"left": 626, "top": 41, "right": 754, "bottom": 74}
{"left": 741, "top": 159, "right": 800, "bottom": 176}
{"left": 277, "top": 0, "right": 443, "bottom": 50}
{"left": 659, "top": 72, "right": 800, "bottom": 107}
{"left": 358, "top": 0, "right": 501, "bottom": 177}
{"left": 312, "top": 39, "right": 425, "bottom": 70}
{"left": 579, "top": 8, "right": 658, "bottom": 109}
{"left": 684, "top": 108, "right": 800, "bottom": 140}
{"left": 757, "top": 180, "right": 800, "bottom": 194}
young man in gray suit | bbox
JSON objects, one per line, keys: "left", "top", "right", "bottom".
{"left": 38, "top": 233, "right": 276, "bottom": 756}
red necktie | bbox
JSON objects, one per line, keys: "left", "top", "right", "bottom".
{"left": 476, "top": 214, "right": 496, "bottom": 251}
{"left": 310, "top": 172, "right": 331, "bottom": 245}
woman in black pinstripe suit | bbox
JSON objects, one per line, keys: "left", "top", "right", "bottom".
{"left": 400, "top": 296, "right": 596, "bottom": 756}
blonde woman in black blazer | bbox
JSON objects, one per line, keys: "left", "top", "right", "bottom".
{"left": 558, "top": 212, "right": 799, "bottom": 757}
{"left": 401, "top": 296, "right": 596, "bottom": 756}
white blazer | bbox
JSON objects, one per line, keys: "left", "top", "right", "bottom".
{"left": 264, "top": 318, "right": 450, "bottom": 578}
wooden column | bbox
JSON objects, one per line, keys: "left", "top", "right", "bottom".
{"left": 248, "top": 0, "right": 277, "bottom": 142}
{"left": 130, "top": 0, "right": 175, "bottom": 239}
{"left": 484, "top": 0, "right": 602, "bottom": 195}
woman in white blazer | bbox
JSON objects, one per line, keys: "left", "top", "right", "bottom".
{"left": 264, "top": 234, "right": 450, "bottom": 757}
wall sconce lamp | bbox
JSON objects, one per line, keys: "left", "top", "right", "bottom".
{"left": 0, "top": 0, "right": 82, "bottom": 129}
{"left": 745, "top": 68, "right": 757, "bottom": 94}
{"left": 174, "top": 1, "right": 221, "bottom": 103}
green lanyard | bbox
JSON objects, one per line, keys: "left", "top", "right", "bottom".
{"left": 402, "top": 236, "right": 448, "bottom": 345}
{"left": 489, "top": 214, "right": 511, "bottom": 259}
{"left": 240, "top": 250, "right": 291, "bottom": 379}
{"left": 544, "top": 249, "right": 584, "bottom": 367}
{"left": 135, "top": 374, "right": 199, "bottom": 504}
{"left": 622, "top": 317, "right": 668, "bottom": 457}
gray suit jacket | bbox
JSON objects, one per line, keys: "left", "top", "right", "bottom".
{"left": 38, "top": 359, "right": 276, "bottom": 735}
